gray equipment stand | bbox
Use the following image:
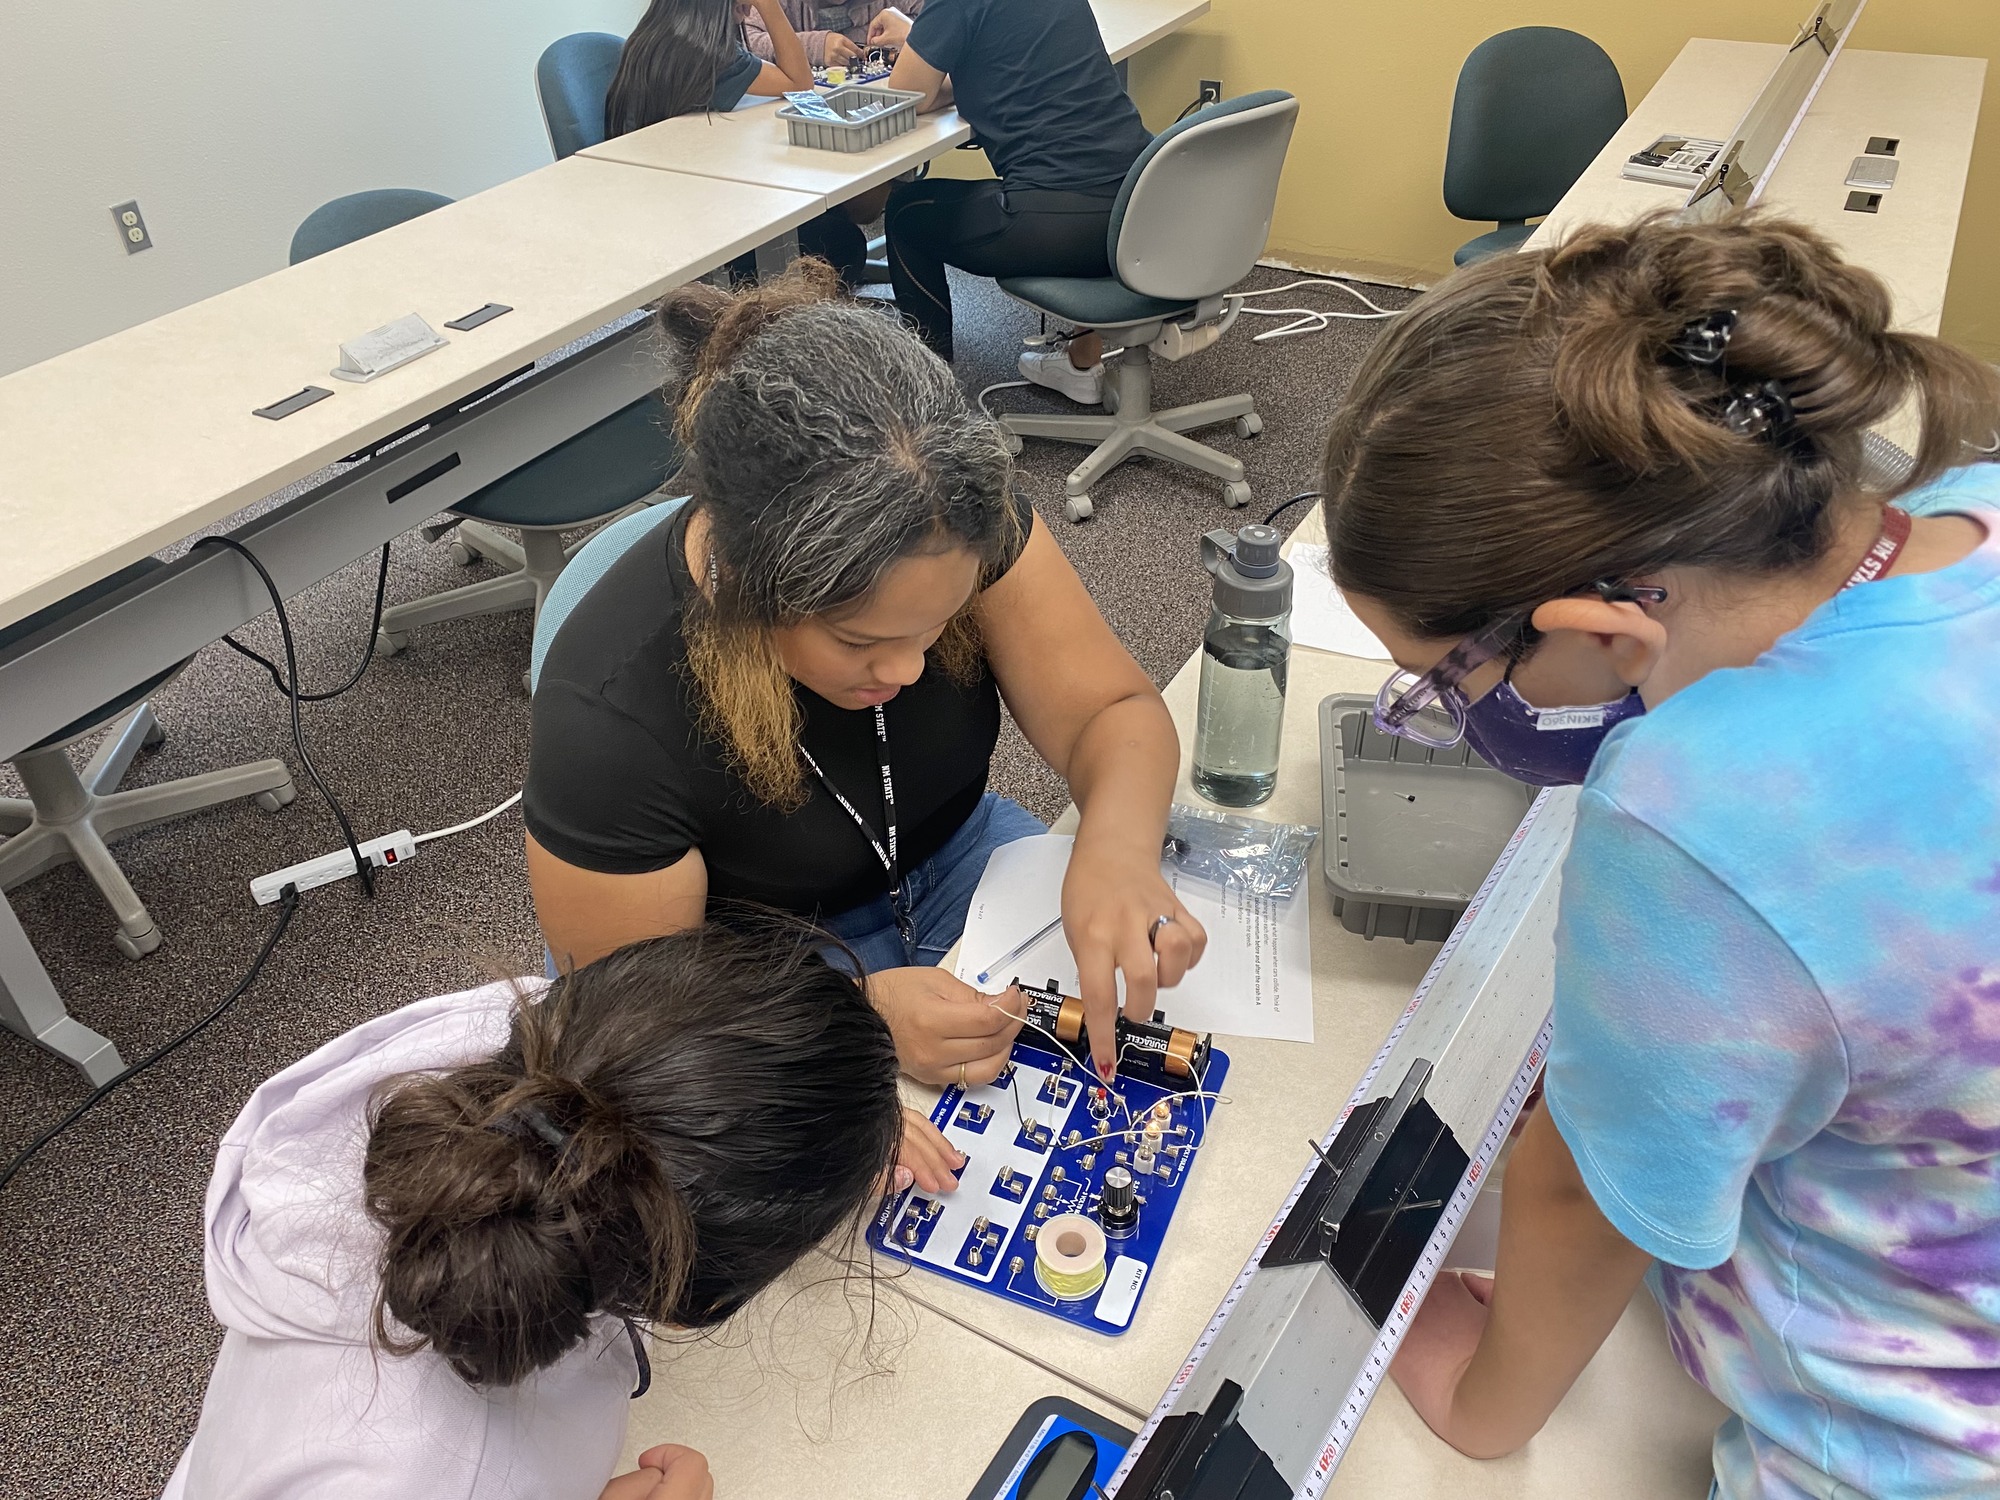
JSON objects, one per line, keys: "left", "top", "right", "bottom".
{"left": 1109, "top": 789, "right": 1576, "bottom": 1498}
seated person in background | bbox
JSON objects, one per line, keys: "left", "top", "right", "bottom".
{"left": 163, "top": 922, "right": 903, "bottom": 1500}
{"left": 740, "top": 0, "right": 918, "bottom": 70}
{"left": 605, "top": 0, "right": 874, "bottom": 285}
{"left": 875, "top": 0, "right": 1152, "bottom": 400}
{"left": 525, "top": 265, "right": 1203, "bottom": 1137}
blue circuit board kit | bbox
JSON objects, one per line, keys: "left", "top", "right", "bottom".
{"left": 869, "top": 983, "right": 1229, "bottom": 1336}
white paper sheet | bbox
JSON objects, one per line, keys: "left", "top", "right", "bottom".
{"left": 1288, "top": 542, "right": 1391, "bottom": 660}
{"left": 952, "top": 835, "right": 1314, "bottom": 1044}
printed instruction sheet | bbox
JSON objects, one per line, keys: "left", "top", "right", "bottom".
{"left": 1287, "top": 542, "right": 1391, "bottom": 660}
{"left": 953, "top": 834, "right": 1314, "bottom": 1044}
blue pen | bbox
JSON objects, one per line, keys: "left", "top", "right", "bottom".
{"left": 974, "top": 915, "right": 1063, "bottom": 987}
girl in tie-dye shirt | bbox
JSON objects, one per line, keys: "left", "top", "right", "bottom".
{"left": 1320, "top": 211, "right": 2000, "bottom": 1498}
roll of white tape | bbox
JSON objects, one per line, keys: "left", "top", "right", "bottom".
{"left": 1034, "top": 1212, "right": 1108, "bottom": 1300}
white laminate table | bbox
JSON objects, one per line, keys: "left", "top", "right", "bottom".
{"left": 1530, "top": 39, "right": 1985, "bottom": 338}
{"left": 618, "top": 1268, "right": 1121, "bottom": 1500}
{"left": 0, "top": 157, "right": 819, "bottom": 636}
{"left": 577, "top": 0, "right": 1211, "bottom": 207}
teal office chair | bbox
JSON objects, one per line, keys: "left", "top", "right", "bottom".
{"left": 0, "top": 561, "right": 294, "bottom": 958}
{"left": 1445, "top": 28, "right": 1626, "bottom": 265}
{"left": 529, "top": 499, "right": 688, "bottom": 692}
{"left": 537, "top": 33, "right": 626, "bottom": 159}
{"left": 996, "top": 91, "right": 1299, "bottom": 521}
{"left": 291, "top": 190, "right": 681, "bottom": 690}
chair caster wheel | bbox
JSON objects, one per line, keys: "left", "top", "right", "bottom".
{"left": 521, "top": 668, "right": 535, "bottom": 695}
{"left": 114, "top": 925, "right": 162, "bottom": 961}
{"left": 375, "top": 629, "right": 409, "bottom": 658}
{"left": 1101, "top": 385, "right": 1120, "bottom": 416}
{"left": 1223, "top": 481, "right": 1253, "bottom": 509}
{"left": 1002, "top": 431, "right": 1023, "bottom": 456}
{"left": 1235, "top": 413, "right": 1263, "bottom": 439}
{"left": 449, "top": 539, "right": 481, "bottom": 567}
{"left": 1064, "top": 495, "right": 1095, "bottom": 523}
{"left": 254, "top": 780, "right": 297, "bottom": 813}
{"left": 141, "top": 722, "right": 167, "bottom": 750}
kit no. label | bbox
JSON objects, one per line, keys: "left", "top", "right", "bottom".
{"left": 870, "top": 1030, "right": 1230, "bottom": 1335}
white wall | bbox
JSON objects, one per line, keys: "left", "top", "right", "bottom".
{"left": 0, "top": 0, "right": 648, "bottom": 376}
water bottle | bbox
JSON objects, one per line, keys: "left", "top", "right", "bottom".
{"left": 1191, "top": 523, "right": 1292, "bottom": 807}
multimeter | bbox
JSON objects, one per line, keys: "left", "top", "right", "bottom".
{"left": 968, "top": 1398, "right": 1134, "bottom": 1500}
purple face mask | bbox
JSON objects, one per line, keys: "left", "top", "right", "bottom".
{"left": 1459, "top": 679, "right": 1646, "bottom": 787}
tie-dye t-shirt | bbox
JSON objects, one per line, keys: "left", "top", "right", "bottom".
{"left": 1546, "top": 470, "right": 2000, "bottom": 1500}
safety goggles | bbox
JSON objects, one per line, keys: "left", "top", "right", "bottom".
{"left": 1371, "top": 582, "right": 1667, "bottom": 749}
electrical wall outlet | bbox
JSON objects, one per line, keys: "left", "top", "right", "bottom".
{"left": 1198, "top": 79, "right": 1224, "bottom": 106}
{"left": 111, "top": 200, "right": 153, "bottom": 254}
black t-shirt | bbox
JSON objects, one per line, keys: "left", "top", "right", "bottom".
{"left": 524, "top": 501, "right": 1030, "bottom": 915}
{"left": 906, "top": 0, "right": 1152, "bottom": 190}
{"left": 711, "top": 46, "right": 764, "bottom": 111}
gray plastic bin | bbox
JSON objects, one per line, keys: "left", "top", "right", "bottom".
{"left": 1319, "top": 693, "right": 1534, "bottom": 943}
{"left": 778, "top": 86, "right": 921, "bottom": 152}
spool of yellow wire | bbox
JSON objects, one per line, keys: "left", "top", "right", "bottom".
{"left": 1034, "top": 1213, "right": 1108, "bottom": 1300}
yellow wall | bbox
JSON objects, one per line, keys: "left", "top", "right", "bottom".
{"left": 1128, "top": 1, "right": 2000, "bottom": 357}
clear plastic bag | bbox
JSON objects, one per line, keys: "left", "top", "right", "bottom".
{"left": 1163, "top": 804, "right": 1319, "bottom": 900}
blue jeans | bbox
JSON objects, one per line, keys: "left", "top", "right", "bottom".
{"left": 820, "top": 792, "right": 1046, "bottom": 973}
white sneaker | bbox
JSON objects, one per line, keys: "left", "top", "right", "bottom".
{"left": 1018, "top": 346, "right": 1104, "bottom": 405}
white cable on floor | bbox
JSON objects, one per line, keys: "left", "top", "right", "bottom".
{"left": 1235, "top": 276, "right": 1405, "bottom": 343}
{"left": 977, "top": 378, "right": 1033, "bottom": 420}
{"left": 414, "top": 790, "right": 522, "bottom": 846}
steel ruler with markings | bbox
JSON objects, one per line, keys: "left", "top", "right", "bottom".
{"left": 1107, "top": 787, "right": 1579, "bottom": 1500}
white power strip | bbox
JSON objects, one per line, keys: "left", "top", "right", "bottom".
{"left": 250, "top": 830, "right": 417, "bottom": 905}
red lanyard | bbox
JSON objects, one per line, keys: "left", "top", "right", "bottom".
{"left": 1842, "top": 504, "right": 1913, "bottom": 590}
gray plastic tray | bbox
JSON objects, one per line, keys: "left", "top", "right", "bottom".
{"left": 1319, "top": 693, "right": 1534, "bottom": 943}
{"left": 778, "top": 85, "right": 921, "bottom": 152}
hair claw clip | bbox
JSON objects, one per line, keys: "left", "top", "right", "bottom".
{"left": 1668, "top": 309, "right": 1739, "bottom": 367}
{"left": 1721, "top": 379, "right": 1797, "bottom": 441}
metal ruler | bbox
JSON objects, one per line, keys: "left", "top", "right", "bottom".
{"left": 1106, "top": 786, "right": 1578, "bottom": 1499}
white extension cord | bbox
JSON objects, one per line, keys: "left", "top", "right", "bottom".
{"left": 248, "top": 790, "right": 522, "bottom": 905}
{"left": 1234, "top": 277, "right": 1403, "bottom": 342}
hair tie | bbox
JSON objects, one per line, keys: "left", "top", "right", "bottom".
{"left": 489, "top": 1102, "right": 572, "bottom": 1151}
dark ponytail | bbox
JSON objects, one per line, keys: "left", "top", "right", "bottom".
{"left": 604, "top": 0, "right": 745, "bottom": 139}
{"left": 1322, "top": 209, "right": 2000, "bottom": 641}
{"left": 363, "top": 919, "right": 901, "bottom": 1388}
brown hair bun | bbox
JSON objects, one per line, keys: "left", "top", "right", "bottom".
{"left": 1322, "top": 209, "right": 2000, "bottom": 642}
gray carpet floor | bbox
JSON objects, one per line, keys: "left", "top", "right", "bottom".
{"left": 0, "top": 264, "right": 1412, "bottom": 1496}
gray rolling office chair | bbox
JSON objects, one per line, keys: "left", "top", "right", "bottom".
{"left": 1445, "top": 28, "right": 1626, "bottom": 266}
{"left": 537, "top": 32, "right": 625, "bottom": 160}
{"left": 0, "top": 561, "right": 294, "bottom": 958}
{"left": 997, "top": 91, "right": 1299, "bottom": 522}
{"left": 291, "top": 190, "right": 680, "bottom": 690}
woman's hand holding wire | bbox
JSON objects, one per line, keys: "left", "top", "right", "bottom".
{"left": 867, "top": 966, "right": 1022, "bottom": 1086}
{"left": 600, "top": 1446, "right": 712, "bottom": 1500}
{"left": 1061, "top": 847, "right": 1206, "bottom": 1081}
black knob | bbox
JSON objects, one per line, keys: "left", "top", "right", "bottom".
{"left": 1099, "top": 1165, "right": 1138, "bottom": 1236}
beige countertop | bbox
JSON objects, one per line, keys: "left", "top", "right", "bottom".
{"left": 0, "top": 157, "right": 821, "bottom": 629}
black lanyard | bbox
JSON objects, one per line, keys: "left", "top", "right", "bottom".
{"left": 798, "top": 704, "right": 915, "bottom": 961}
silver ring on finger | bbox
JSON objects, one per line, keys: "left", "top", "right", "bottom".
{"left": 1148, "top": 914, "right": 1175, "bottom": 947}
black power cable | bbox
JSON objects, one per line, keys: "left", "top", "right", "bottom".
{"left": 1262, "top": 490, "right": 1322, "bottom": 528}
{"left": 0, "top": 885, "right": 302, "bottom": 1193}
{"left": 217, "top": 542, "right": 390, "bottom": 703}
{"left": 193, "top": 535, "right": 376, "bottom": 898}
